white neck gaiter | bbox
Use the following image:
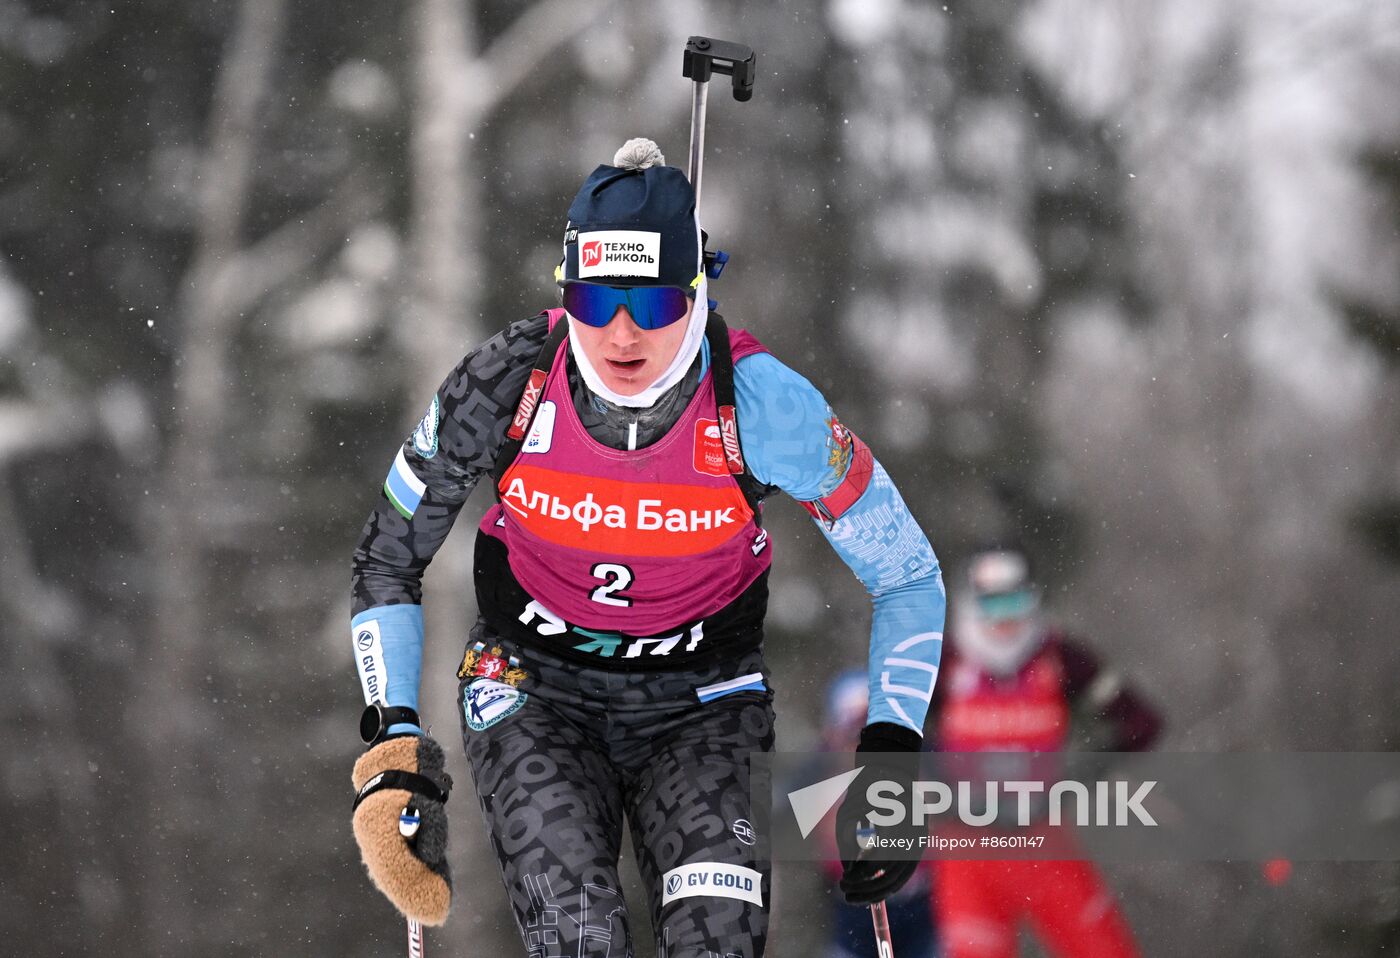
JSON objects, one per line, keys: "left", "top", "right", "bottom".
{"left": 566, "top": 275, "right": 709, "bottom": 409}
{"left": 954, "top": 595, "right": 1048, "bottom": 677}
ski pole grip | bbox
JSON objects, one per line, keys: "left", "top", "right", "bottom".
{"left": 683, "top": 37, "right": 756, "bottom": 101}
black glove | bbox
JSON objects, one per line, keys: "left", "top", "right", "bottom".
{"left": 351, "top": 734, "right": 453, "bottom": 925}
{"left": 836, "top": 722, "right": 925, "bottom": 905}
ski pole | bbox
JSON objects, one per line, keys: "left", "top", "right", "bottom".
{"left": 681, "top": 36, "right": 756, "bottom": 216}
{"left": 855, "top": 825, "right": 897, "bottom": 958}
{"left": 870, "top": 900, "right": 895, "bottom": 958}
{"left": 402, "top": 803, "right": 425, "bottom": 957}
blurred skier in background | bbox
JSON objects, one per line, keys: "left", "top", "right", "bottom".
{"left": 930, "top": 546, "right": 1162, "bottom": 958}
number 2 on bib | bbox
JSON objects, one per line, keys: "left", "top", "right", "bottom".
{"left": 589, "top": 563, "right": 635, "bottom": 608}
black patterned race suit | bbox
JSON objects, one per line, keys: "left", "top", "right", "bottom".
{"left": 351, "top": 312, "right": 946, "bottom": 957}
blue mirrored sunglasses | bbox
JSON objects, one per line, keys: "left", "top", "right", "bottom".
{"left": 561, "top": 282, "right": 694, "bottom": 330}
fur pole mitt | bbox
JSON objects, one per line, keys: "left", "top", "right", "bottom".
{"left": 351, "top": 734, "right": 453, "bottom": 925}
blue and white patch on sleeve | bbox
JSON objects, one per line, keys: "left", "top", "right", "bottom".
{"left": 384, "top": 447, "right": 427, "bottom": 519}
{"left": 412, "top": 395, "right": 440, "bottom": 459}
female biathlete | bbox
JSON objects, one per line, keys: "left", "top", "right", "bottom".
{"left": 348, "top": 139, "right": 946, "bottom": 958}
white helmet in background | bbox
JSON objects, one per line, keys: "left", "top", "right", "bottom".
{"left": 954, "top": 547, "right": 1047, "bottom": 676}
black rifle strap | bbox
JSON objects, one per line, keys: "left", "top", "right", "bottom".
{"left": 705, "top": 312, "right": 764, "bottom": 518}
{"left": 492, "top": 314, "right": 569, "bottom": 497}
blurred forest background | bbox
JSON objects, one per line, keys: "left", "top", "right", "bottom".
{"left": 3, "top": 0, "right": 1399, "bottom": 955}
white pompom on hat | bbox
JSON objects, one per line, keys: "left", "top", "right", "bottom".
{"left": 613, "top": 137, "right": 666, "bottom": 170}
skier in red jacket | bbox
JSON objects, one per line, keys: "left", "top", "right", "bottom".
{"left": 931, "top": 546, "right": 1161, "bottom": 958}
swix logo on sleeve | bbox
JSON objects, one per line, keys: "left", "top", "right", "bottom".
{"left": 693, "top": 418, "right": 727, "bottom": 477}
{"left": 576, "top": 230, "right": 661, "bottom": 279}
{"left": 508, "top": 370, "right": 549, "bottom": 440}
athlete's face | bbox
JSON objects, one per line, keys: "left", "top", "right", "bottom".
{"left": 569, "top": 299, "right": 694, "bottom": 396}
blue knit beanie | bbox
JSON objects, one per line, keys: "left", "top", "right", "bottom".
{"left": 560, "top": 139, "right": 700, "bottom": 289}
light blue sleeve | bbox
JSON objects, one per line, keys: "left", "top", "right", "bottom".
{"left": 350, "top": 605, "right": 426, "bottom": 736}
{"left": 732, "top": 352, "right": 840, "bottom": 500}
{"left": 818, "top": 463, "right": 945, "bottom": 732}
{"left": 735, "top": 352, "right": 945, "bottom": 733}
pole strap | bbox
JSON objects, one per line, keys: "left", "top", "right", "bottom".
{"left": 353, "top": 769, "right": 451, "bottom": 811}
